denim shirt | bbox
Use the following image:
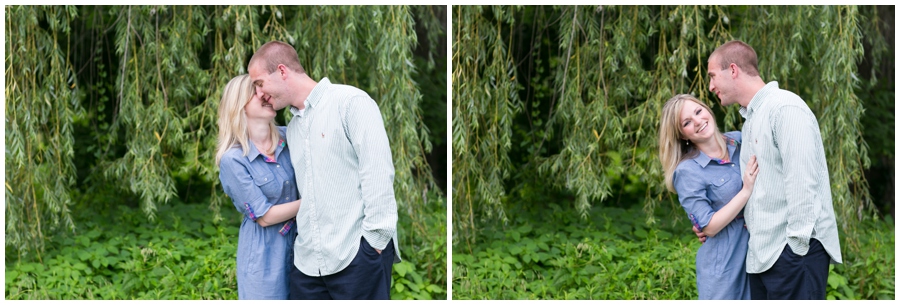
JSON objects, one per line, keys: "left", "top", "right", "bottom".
{"left": 674, "top": 131, "right": 743, "bottom": 230}
{"left": 218, "top": 126, "right": 298, "bottom": 299}
{"left": 673, "top": 131, "right": 751, "bottom": 300}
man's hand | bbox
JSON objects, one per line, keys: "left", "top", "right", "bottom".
{"left": 375, "top": 248, "right": 382, "bottom": 255}
{"left": 692, "top": 225, "right": 707, "bottom": 243}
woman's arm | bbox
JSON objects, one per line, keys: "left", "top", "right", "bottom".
{"left": 256, "top": 199, "right": 301, "bottom": 227}
{"left": 701, "top": 155, "right": 758, "bottom": 237}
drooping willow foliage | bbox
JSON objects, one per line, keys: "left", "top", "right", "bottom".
{"left": 452, "top": 5, "right": 891, "bottom": 250}
{"left": 6, "top": 5, "right": 444, "bottom": 259}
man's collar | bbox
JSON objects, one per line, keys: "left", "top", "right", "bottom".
{"left": 306, "top": 77, "right": 331, "bottom": 109}
{"left": 289, "top": 77, "right": 331, "bottom": 117}
{"left": 742, "top": 81, "right": 779, "bottom": 118}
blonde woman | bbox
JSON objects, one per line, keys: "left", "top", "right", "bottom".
{"left": 216, "top": 74, "right": 301, "bottom": 300}
{"left": 658, "top": 94, "right": 758, "bottom": 299}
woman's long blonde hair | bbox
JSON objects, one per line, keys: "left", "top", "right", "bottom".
{"left": 658, "top": 94, "right": 727, "bottom": 193}
{"left": 215, "top": 74, "right": 280, "bottom": 166}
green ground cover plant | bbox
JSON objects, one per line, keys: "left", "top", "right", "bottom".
{"left": 452, "top": 203, "right": 894, "bottom": 300}
{"left": 5, "top": 190, "right": 446, "bottom": 300}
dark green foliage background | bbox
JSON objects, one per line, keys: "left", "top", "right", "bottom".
{"left": 452, "top": 5, "right": 894, "bottom": 299}
{"left": 5, "top": 5, "right": 447, "bottom": 300}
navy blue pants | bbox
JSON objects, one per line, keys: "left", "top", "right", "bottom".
{"left": 289, "top": 237, "right": 394, "bottom": 300}
{"left": 749, "top": 238, "right": 830, "bottom": 300}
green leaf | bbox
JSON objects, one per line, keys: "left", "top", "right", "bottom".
{"left": 6, "top": 271, "right": 20, "bottom": 284}
{"left": 78, "top": 251, "right": 91, "bottom": 262}
{"left": 19, "top": 264, "right": 34, "bottom": 273}
{"left": 518, "top": 224, "right": 533, "bottom": 234}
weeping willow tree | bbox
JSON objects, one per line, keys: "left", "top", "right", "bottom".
{"left": 6, "top": 5, "right": 443, "bottom": 259}
{"left": 453, "top": 5, "right": 890, "bottom": 250}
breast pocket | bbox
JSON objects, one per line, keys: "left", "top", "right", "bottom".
{"left": 252, "top": 171, "right": 280, "bottom": 200}
{"left": 708, "top": 173, "right": 742, "bottom": 205}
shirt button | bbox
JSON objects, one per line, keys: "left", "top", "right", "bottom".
{"left": 731, "top": 164, "right": 734, "bottom": 167}
{"left": 277, "top": 165, "right": 280, "bottom": 168}
{"left": 721, "top": 179, "right": 724, "bottom": 182}
{"left": 264, "top": 178, "right": 267, "bottom": 181}
{"left": 285, "top": 197, "right": 289, "bottom": 200}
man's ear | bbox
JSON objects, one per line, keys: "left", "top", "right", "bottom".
{"left": 278, "top": 64, "right": 289, "bottom": 79}
{"left": 729, "top": 63, "right": 739, "bottom": 79}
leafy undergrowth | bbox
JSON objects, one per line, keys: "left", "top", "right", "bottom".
{"left": 452, "top": 203, "right": 894, "bottom": 300}
{"left": 6, "top": 192, "right": 446, "bottom": 300}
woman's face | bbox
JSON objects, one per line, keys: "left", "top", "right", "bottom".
{"left": 244, "top": 94, "right": 277, "bottom": 120}
{"left": 679, "top": 100, "right": 716, "bottom": 143}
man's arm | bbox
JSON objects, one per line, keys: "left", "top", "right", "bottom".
{"left": 345, "top": 95, "right": 398, "bottom": 252}
{"left": 774, "top": 105, "right": 823, "bottom": 256}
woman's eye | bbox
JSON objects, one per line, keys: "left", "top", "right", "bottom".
{"left": 696, "top": 109, "right": 701, "bottom": 115}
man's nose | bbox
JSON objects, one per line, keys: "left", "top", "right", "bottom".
{"left": 708, "top": 82, "right": 714, "bottom": 92}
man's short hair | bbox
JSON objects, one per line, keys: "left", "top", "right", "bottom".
{"left": 249, "top": 41, "right": 306, "bottom": 74}
{"left": 711, "top": 40, "right": 759, "bottom": 77}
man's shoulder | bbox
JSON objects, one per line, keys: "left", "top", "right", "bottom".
{"left": 327, "top": 83, "right": 372, "bottom": 100}
{"left": 769, "top": 87, "right": 808, "bottom": 109}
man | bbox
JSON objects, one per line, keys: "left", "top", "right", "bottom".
{"left": 701, "top": 40, "right": 842, "bottom": 299}
{"left": 247, "top": 41, "right": 401, "bottom": 300}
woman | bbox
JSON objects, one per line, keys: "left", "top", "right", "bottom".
{"left": 216, "top": 74, "right": 301, "bottom": 300}
{"left": 658, "top": 94, "right": 758, "bottom": 300}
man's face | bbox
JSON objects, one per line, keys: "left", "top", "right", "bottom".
{"left": 707, "top": 55, "right": 737, "bottom": 106}
{"left": 248, "top": 62, "right": 288, "bottom": 110}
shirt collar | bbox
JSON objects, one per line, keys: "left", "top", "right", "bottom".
{"left": 289, "top": 77, "right": 331, "bottom": 118}
{"left": 690, "top": 134, "right": 739, "bottom": 168}
{"left": 245, "top": 137, "right": 286, "bottom": 163}
{"left": 307, "top": 77, "right": 331, "bottom": 109}
{"left": 741, "top": 81, "right": 779, "bottom": 119}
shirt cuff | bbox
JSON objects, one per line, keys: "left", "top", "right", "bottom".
{"left": 787, "top": 235, "right": 811, "bottom": 256}
{"left": 362, "top": 230, "right": 391, "bottom": 250}
{"left": 279, "top": 219, "right": 295, "bottom": 236}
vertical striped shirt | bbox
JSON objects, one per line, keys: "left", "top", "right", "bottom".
{"left": 739, "top": 81, "right": 842, "bottom": 274}
{"left": 287, "top": 77, "right": 401, "bottom": 277}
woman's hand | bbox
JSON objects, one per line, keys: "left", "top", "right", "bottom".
{"left": 742, "top": 155, "right": 759, "bottom": 191}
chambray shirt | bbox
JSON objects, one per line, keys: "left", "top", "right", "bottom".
{"left": 219, "top": 126, "right": 298, "bottom": 299}
{"left": 287, "top": 77, "right": 401, "bottom": 277}
{"left": 739, "top": 81, "right": 842, "bottom": 274}
{"left": 673, "top": 131, "right": 750, "bottom": 300}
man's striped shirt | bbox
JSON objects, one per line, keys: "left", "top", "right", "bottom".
{"left": 287, "top": 77, "right": 401, "bottom": 277}
{"left": 739, "top": 81, "right": 842, "bottom": 274}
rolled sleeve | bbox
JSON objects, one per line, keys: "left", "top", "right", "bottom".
{"left": 773, "top": 106, "right": 820, "bottom": 255}
{"left": 674, "top": 167, "right": 716, "bottom": 231}
{"left": 346, "top": 96, "right": 397, "bottom": 250}
{"left": 218, "top": 154, "right": 274, "bottom": 221}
